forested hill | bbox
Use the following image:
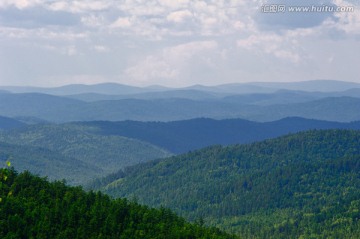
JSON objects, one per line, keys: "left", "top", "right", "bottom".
{"left": 0, "top": 169, "right": 235, "bottom": 239}
{"left": 97, "top": 130, "right": 360, "bottom": 238}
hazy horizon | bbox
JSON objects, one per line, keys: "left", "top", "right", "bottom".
{"left": 0, "top": 79, "right": 359, "bottom": 89}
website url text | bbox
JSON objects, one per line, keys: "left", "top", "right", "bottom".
{"left": 261, "top": 4, "right": 355, "bottom": 13}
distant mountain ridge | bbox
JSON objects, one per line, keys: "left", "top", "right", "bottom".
{"left": 0, "top": 80, "right": 359, "bottom": 123}
{"left": 0, "top": 83, "right": 170, "bottom": 95}
{"left": 0, "top": 92, "right": 359, "bottom": 122}
{"left": 4, "top": 114, "right": 359, "bottom": 154}
{"left": 78, "top": 117, "right": 360, "bottom": 153}
{"left": 65, "top": 89, "right": 224, "bottom": 102}
{"left": 250, "top": 79, "right": 360, "bottom": 92}
{"left": 1, "top": 80, "right": 359, "bottom": 95}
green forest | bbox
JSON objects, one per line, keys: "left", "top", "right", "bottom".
{"left": 0, "top": 168, "right": 235, "bottom": 239}
{"left": 94, "top": 130, "right": 360, "bottom": 238}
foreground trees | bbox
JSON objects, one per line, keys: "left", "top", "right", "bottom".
{"left": 0, "top": 169, "right": 234, "bottom": 239}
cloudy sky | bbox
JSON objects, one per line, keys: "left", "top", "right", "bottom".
{"left": 0, "top": 0, "right": 359, "bottom": 87}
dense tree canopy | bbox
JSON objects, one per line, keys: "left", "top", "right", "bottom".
{"left": 0, "top": 168, "right": 235, "bottom": 239}
{"left": 95, "top": 130, "right": 360, "bottom": 238}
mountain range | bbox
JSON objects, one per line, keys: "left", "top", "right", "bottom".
{"left": 1, "top": 80, "right": 360, "bottom": 237}
{"left": 2, "top": 80, "right": 359, "bottom": 95}
{"left": 0, "top": 80, "right": 359, "bottom": 123}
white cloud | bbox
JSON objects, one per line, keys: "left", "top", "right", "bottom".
{"left": 0, "top": 26, "right": 87, "bottom": 41}
{"left": 38, "top": 29, "right": 88, "bottom": 41}
{"left": 43, "top": 44, "right": 79, "bottom": 56}
{"left": 158, "top": 0, "right": 190, "bottom": 9}
{"left": 125, "top": 41, "right": 218, "bottom": 86}
{"left": 166, "top": 10, "right": 192, "bottom": 23}
{"left": 0, "top": 0, "right": 255, "bottom": 39}
{"left": 101, "top": 0, "right": 257, "bottom": 37}
{"left": 93, "top": 45, "right": 110, "bottom": 53}
{"left": 81, "top": 15, "right": 106, "bottom": 28}
{"left": 117, "top": 1, "right": 166, "bottom": 17}
{"left": 125, "top": 56, "right": 178, "bottom": 84}
{"left": 332, "top": 0, "right": 360, "bottom": 35}
{"left": 110, "top": 17, "right": 132, "bottom": 28}
{"left": 236, "top": 25, "right": 319, "bottom": 64}
{"left": 65, "top": 45, "right": 77, "bottom": 56}
{"left": 166, "top": 41, "right": 218, "bottom": 59}
{"left": 0, "top": 27, "right": 29, "bottom": 39}
{"left": 47, "top": 1, "right": 110, "bottom": 13}
{"left": 0, "top": 0, "right": 43, "bottom": 9}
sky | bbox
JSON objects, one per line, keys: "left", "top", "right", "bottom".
{"left": 0, "top": 0, "right": 359, "bottom": 87}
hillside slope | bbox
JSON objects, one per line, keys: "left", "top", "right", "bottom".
{"left": 97, "top": 130, "right": 360, "bottom": 238}
{"left": 0, "top": 169, "right": 234, "bottom": 239}
{"left": 0, "top": 141, "right": 99, "bottom": 185}
{"left": 0, "top": 124, "right": 170, "bottom": 185}
{"left": 0, "top": 116, "right": 26, "bottom": 130}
